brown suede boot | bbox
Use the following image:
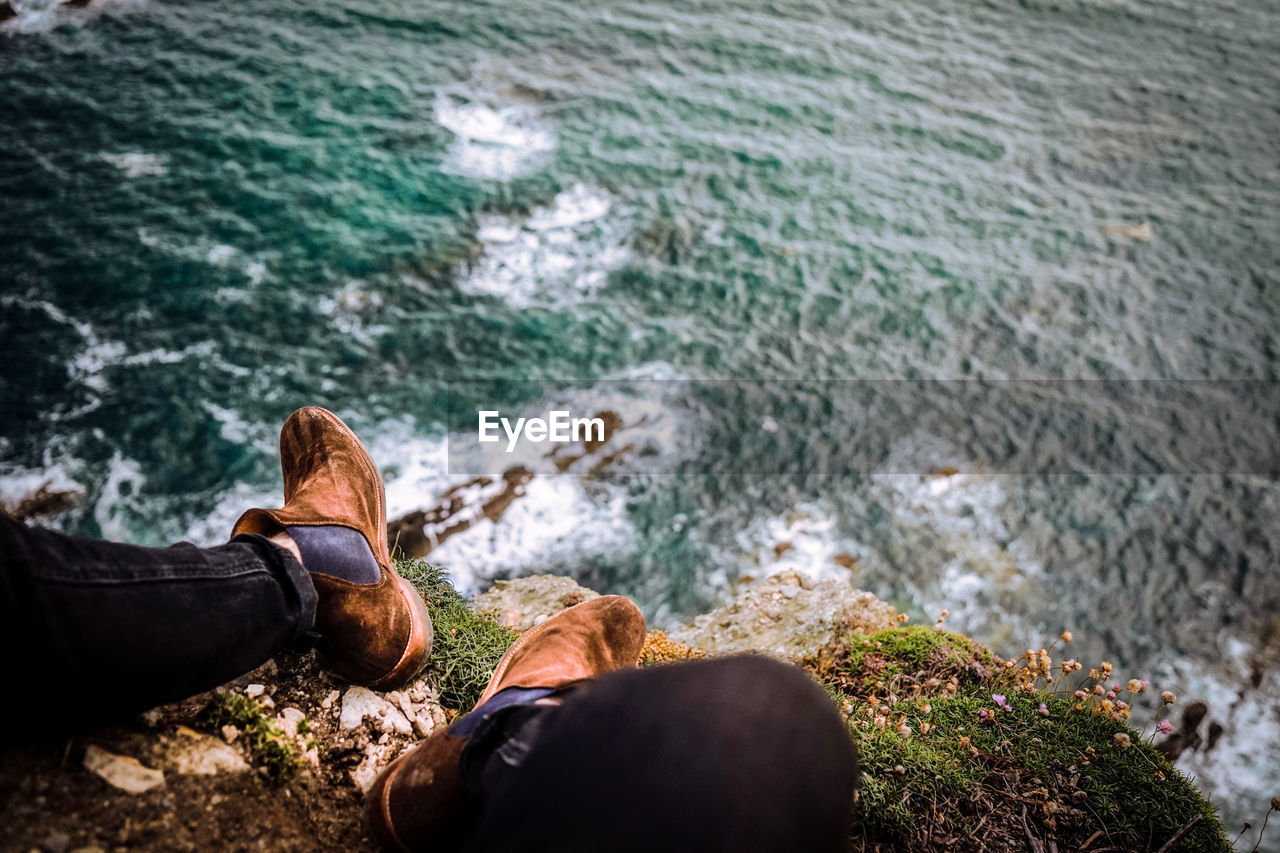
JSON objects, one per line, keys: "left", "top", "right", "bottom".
{"left": 365, "top": 595, "right": 646, "bottom": 853}
{"left": 232, "top": 406, "right": 432, "bottom": 690}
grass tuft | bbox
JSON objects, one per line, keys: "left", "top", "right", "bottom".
{"left": 394, "top": 558, "right": 517, "bottom": 712}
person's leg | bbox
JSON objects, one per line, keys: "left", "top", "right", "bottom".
{"left": 365, "top": 599, "right": 857, "bottom": 853}
{"left": 0, "top": 405, "right": 434, "bottom": 732}
{"left": 0, "top": 512, "right": 316, "bottom": 731}
{"left": 465, "top": 656, "right": 858, "bottom": 853}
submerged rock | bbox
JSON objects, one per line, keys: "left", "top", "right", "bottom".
{"left": 669, "top": 570, "right": 898, "bottom": 659}
{"left": 0, "top": 484, "right": 82, "bottom": 521}
{"left": 0, "top": 2, "right": 17, "bottom": 24}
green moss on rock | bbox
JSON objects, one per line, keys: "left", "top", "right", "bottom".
{"left": 200, "top": 693, "right": 301, "bottom": 783}
{"left": 801, "top": 627, "right": 1228, "bottom": 851}
{"left": 809, "top": 625, "right": 992, "bottom": 699}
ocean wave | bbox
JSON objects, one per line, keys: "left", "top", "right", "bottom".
{"left": 318, "top": 280, "right": 390, "bottom": 345}
{"left": 459, "top": 184, "right": 631, "bottom": 307}
{"left": 91, "top": 451, "right": 145, "bottom": 543}
{"left": 367, "top": 426, "right": 636, "bottom": 594}
{"left": 183, "top": 480, "right": 283, "bottom": 547}
{"left": 1, "top": 0, "right": 146, "bottom": 36}
{"left": 99, "top": 152, "right": 167, "bottom": 178}
{"left": 732, "top": 502, "right": 869, "bottom": 586}
{"left": 0, "top": 461, "right": 86, "bottom": 512}
{"left": 434, "top": 92, "right": 555, "bottom": 181}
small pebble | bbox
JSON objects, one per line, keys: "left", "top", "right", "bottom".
{"left": 40, "top": 832, "right": 70, "bottom": 853}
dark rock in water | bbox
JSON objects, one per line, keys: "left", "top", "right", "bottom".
{"left": 1, "top": 483, "right": 83, "bottom": 522}
{"left": 62, "top": 0, "right": 93, "bottom": 8}
{"left": 387, "top": 465, "right": 535, "bottom": 559}
{"left": 1156, "top": 700, "right": 1225, "bottom": 762}
{"left": 1183, "top": 700, "right": 1208, "bottom": 732}
{"left": 0, "top": 1, "right": 17, "bottom": 22}
{"left": 387, "top": 409, "right": 637, "bottom": 559}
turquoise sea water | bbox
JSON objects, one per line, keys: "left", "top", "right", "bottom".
{"left": 2, "top": 0, "right": 1278, "bottom": 835}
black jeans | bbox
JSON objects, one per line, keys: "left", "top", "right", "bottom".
{"left": 0, "top": 513, "right": 316, "bottom": 732}
{"left": 462, "top": 656, "right": 859, "bottom": 853}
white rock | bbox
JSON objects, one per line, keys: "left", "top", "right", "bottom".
{"left": 83, "top": 745, "right": 165, "bottom": 793}
{"left": 349, "top": 742, "right": 409, "bottom": 793}
{"left": 340, "top": 686, "right": 413, "bottom": 735}
{"left": 276, "top": 707, "right": 307, "bottom": 739}
{"left": 245, "top": 683, "right": 266, "bottom": 698}
{"left": 321, "top": 689, "right": 340, "bottom": 710}
{"left": 220, "top": 725, "right": 239, "bottom": 744}
{"left": 159, "top": 727, "right": 250, "bottom": 775}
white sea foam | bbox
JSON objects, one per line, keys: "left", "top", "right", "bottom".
{"left": 2, "top": 0, "right": 148, "bottom": 35}
{"left": 92, "top": 452, "right": 145, "bottom": 542}
{"left": 602, "top": 361, "right": 688, "bottom": 382}
{"left": 70, "top": 339, "right": 127, "bottom": 394}
{"left": 318, "top": 280, "right": 389, "bottom": 344}
{"left": 100, "top": 151, "right": 167, "bottom": 178}
{"left": 428, "top": 476, "right": 634, "bottom": 594}
{"left": 872, "top": 469, "right": 1047, "bottom": 646}
{"left": 201, "top": 402, "right": 275, "bottom": 455}
{"left": 434, "top": 93, "right": 555, "bottom": 181}
{"left": 183, "top": 480, "right": 283, "bottom": 547}
{"left": 1, "top": 295, "right": 124, "bottom": 398}
{"left": 207, "top": 244, "right": 235, "bottom": 264}
{"left": 0, "top": 461, "right": 86, "bottom": 514}
{"left": 365, "top": 425, "right": 638, "bottom": 594}
{"left": 371, "top": 383, "right": 693, "bottom": 591}
{"left": 460, "top": 185, "right": 631, "bottom": 308}
{"left": 733, "top": 502, "right": 869, "bottom": 583}
{"left": 0, "top": 294, "right": 92, "bottom": 338}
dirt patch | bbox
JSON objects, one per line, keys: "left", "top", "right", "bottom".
{"left": 0, "top": 647, "right": 444, "bottom": 853}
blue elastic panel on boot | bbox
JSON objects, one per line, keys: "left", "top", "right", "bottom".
{"left": 451, "top": 686, "right": 556, "bottom": 737}
{"left": 285, "top": 525, "right": 381, "bottom": 585}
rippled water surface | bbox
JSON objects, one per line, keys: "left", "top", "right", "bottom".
{"left": 2, "top": 0, "right": 1278, "bottom": 835}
